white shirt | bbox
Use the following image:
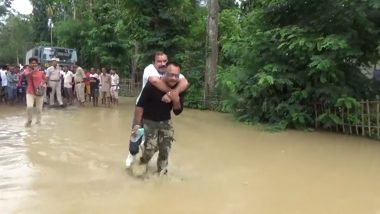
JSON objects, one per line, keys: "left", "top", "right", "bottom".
{"left": 136, "top": 64, "right": 185, "bottom": 103}
{"left": 0, "top": 69, "right": 8, "bottom": 86}
{"left": 89, "top": 73, "right": 99, "bottom": 79}
{"left": 63, "top": 71, "right": 74, "bottom": 88}
{"left": 46, "top": 66, "right": 61, "bottom": 81}
{"left": 141, "top": 64, "right": 161, "bottom": 89}
{"left": 111, "top": 73, "right": 120, "bottom": 86}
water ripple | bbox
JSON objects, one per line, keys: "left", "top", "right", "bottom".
{"left": 0, "top": 113, "right": 35, "bottom": 211}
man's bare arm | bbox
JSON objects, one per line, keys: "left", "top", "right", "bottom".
{"left": 170, "top": 92, "right": 181, "bottom": 110}
{"left": 133, "top": 106, "right": 144, "bottom": 126}
{"left": 148, "top": 76, "right": 171, "bottom": 92}
{"left": 173, "top": 78, "right": 189, "bottom": 93}
{"left": 149, "top": 76, "right": 189, "bottom": 93}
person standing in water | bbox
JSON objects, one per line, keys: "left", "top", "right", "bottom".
{"left": 89, "top": 68, "right": 100, "bottom": 107}
{"left": 110, "top": 69, "right": 120, "bottom": 105}
{"left": 131, "top": 62, "right": 186, "bottom": 175}
{"left": 125, "top": 51, "right": 189, "bottom": 168}
{"left": 73, "top": 62, "right": 86, "bottom": 106}
{"left": 46, "top": 58, "right": 64, "bottom": 107}
{"left": 99, "top": 67, "right": 111, "bottom": 107}
{"left": 24, "top": 57, "right": 47, "bottom": 127}
{"left": 63, "top": 66, "right": 74, "bottom": 105}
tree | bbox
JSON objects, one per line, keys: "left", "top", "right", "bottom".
{"left": 0, "top": 15, "right": 34, "bottom": 64}
{"left": 31, "top": 0, "right": 54, "bottom": 42}
{"left": 227, "top": 0, "right": 380, "bottom": 129}
{"left": 204, "top": 0, "right": 219, "bottom": 107}
{"left": 0, "top": 0, "right": 13, "bottom": 25}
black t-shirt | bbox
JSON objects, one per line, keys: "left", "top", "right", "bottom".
{"left": 22, "top": 74, "right": 27, "bottom": 87}
{"left": 90, "top": 77, "right": 99, "bottom": 89}
{"left": 137, "top": 82, "right": 184, "bottom": 122}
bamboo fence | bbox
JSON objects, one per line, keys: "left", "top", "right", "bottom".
{"left": 314, "top": 100, "right": 380, "bottom": 138}
{"left": 119, "top": 78, "right": 141, "bottom": 97}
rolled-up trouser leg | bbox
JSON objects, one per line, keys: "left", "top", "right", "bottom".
{"left": 75, "top": 83, "right": 85, "bottom": 103}
{"left": 49, "top": 81, "right": 57, "bottom": 105}
{"left": 35, "top": 95, "right": 44, "bottom": 123}
{"left": 157, "top": 122, "right": 174, "bottom": 172}
{"left": 140, "top": 119, "right": 159, "bottom": 164}
{"left": 26, "top": 93, "right": 35, "bottom": 123}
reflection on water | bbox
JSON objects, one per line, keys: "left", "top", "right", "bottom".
{"left": 1, "top": 99, "right": 380, "bottom": 214}
{"left": 0, "top": 113, "right": 34, "bottom": 213}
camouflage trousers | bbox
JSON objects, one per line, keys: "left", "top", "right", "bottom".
{"left": 140, "top": 119, "right": 174, "bottom": 172}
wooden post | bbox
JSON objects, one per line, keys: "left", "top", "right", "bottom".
{"left": 348, "top": 108, "right": 352, "bottom": 134}
{"left": 361, "top": 100, "right": 365, "bottom": 136}
{"left": 355, "top": 105, "right": 359, "bottom": 135}
{"left": 377, "top": 101, "right": 379, "bottom": 138}
{"left": 367, "top": 100, "right": 371, "bottom": 137}
{"left": 340, "top": 108, "right": 345, "bottom": 133}
{"left": 328, "top": 107, "right": 332, "bottom": 131}
{"left": 335, "top": 108, "right": 339, "bottom": 132}
{"left": 314, "top": 103, "right": 318, "bottom": 129}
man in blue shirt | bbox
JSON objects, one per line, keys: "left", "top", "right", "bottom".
{"left": 6, "top": 65, "right": 18, "bottom": 105}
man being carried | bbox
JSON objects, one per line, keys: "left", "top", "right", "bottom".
{"left": 125, "top": 51, "right": 189, "bottom": 168}
{"left": 131, "top": 63, "right": 185, "bottom": 176}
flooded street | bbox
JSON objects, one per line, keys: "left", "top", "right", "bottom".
{"left": 1, "top": 98, "right": 380, "bottom": 214}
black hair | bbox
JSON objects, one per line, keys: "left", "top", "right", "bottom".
{"left": 167, "top": 62, "right": 181, "bottom": 69}
{"left": 29, "top": 57, "right": 39, "bottom": 64}
{"left": 153, "top": 51, "right": 166, "bottom": 61}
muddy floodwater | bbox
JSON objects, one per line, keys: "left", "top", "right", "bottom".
{"left": 1, "top": 98, "right": 380, "bottom": 214}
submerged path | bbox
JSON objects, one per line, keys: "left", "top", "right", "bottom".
{"left": 1, "top": 98, "right": 380, "bottom": 214}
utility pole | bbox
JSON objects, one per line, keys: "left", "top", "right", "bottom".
{"left": 47, "top": 6, "right": 54, "bottom": 46}
{"left": 72, "top": 0, "right": 76, "bottom": 20}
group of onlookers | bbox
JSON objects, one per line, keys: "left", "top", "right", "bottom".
{"left": 26, "top": 57, "right": 121, "bottom": 126}
{"left": 0, "top": 64, "right": 28, "bottom": 105}
{"left": 0, "top": 58, "right": 120, "bottom": 108}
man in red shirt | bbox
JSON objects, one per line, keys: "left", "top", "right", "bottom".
{"left": 24, "top": 57, "right": 47, "bottom": 127}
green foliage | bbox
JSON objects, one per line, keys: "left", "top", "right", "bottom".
{"left": 224, "top": 0, "right": 380, "bottom": 129}
{"left": 31, "top": 0, "right": 51, "bottom": 42}
{"left": 48, "top": 0, "right": 205, "bottom": 78}
{"left": 176, "top": 5, "right": 207, "bottom": 109}
{"left": 4, "top": 0, "right": 379, "bottom": 134}
{"left": 125, "top": 0, "right": 200, "bottom": 64}
{"left": 0, "top": 0, "right": 12, "bottom": 20}
{"left": 54, "top": 19, "right": 94, "bottom": 66}
{"left": 317, "top": 112, "right": 343, "bottom": 128}
{"left": 0, "top": 15, "right": 34, "bottom": 64}
{"left": 335, "top": 96, "right": 359, "bottom": 110}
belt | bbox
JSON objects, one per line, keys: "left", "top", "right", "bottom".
{"left": 146, "top": 120, "right": 170, "bottom": 124}
{"left": 159, "top": 120, "right": 170, "bottom": 124}
{"left": 50, "top": 80, "right": 60, "bottom": 82}
{"left": 76, "top": 81, "right": 84, "bottom": 84}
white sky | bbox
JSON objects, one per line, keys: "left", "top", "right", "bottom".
{"left": 11, "top": 0, "right": 33, "bottom": 15}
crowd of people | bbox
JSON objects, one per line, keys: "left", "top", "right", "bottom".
{"left": 1, "top": 51, "right": 189, "bottom": 177}
{"left": 0, "top": 58, "right": 120, "bottom": 109}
